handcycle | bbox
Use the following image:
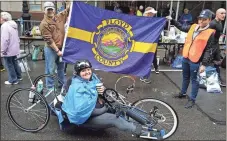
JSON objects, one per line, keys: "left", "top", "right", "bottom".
{"left": 6, "top": 54, "right": 179, "bottom": 140}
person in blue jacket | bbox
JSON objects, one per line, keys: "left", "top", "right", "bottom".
{"left": 61, "top": 59, "right": 146, "bottom": 136}
{"left": 178, "top": 8, "right": 193, "bottom": 27}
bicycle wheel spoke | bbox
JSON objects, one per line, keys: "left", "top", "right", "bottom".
{"left": 159, "top": 122, "right": 172, "bottom": 129}
{"left": 28, "top": 112, "right": 42, "bottom": 128}
{"left": 9, "top": 108, "right": 25, "bottom": 113}
{"left": 12, "top": 96, "right": 24, "bottom": 109}
{"left": 10, "top": 103, "right": 24, "bottom": 110}
{"left": 29, "top": 109, "right": 47, "bottom": 115}
{"left": 29, "top": 111, "right": 46, "bottom": 123}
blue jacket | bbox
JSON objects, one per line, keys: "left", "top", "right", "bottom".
{"left": 61, "top": 73, "right": 101, "bottom": 125}
{"left": 179, "top": 13, "right": 192, "bottom": 26}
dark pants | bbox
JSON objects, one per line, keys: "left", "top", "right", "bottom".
{"left": 82, "top": 106, "right": 141, "bottom": 136}
{"left": 153, "top": 49, "right": 158, "bottom": 69}
{"left": 214, "top": 64, "right": 221, "bottom": 79}
{"left": 213, "top": 44, "right": 221, "bottom": 79}
{"left": 3, "top": 56, "right": 22, "bottom": 83}
{"left": 181, "top": 58, "right": 200, "bottom": 101}
{"left": 64, "top": 63, "right": 67, "bottom": 73}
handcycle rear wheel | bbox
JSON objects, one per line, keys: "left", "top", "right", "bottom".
{"left": 132, "top": 98, "right": 178, "bottom": 140}
{"left": 6, "top": 88, "right": 50, "bottom": 132}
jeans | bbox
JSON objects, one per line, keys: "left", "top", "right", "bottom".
{"left": 44, "top": 47, "right": 65, "bottom": 88}
{"left": 181, "top": 58, "right": 200, "bottom": 101}
{"left": 3, "top": 56, "right": 22, "bottom": 83}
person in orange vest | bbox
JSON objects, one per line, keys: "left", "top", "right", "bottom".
{"left": 166, "top": 9, "right": 216, "bottom": 108}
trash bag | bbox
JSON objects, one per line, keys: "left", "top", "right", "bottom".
{"left": 172, "top": 55, "right": 183, "bottom": 69}
{"left": 198, "top": 71, "right": 206, "bottom": 89}
{"left": 206, "top": 66, "right": 222, "bottom": 94}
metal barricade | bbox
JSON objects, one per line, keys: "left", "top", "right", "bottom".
{"left": 15, "top": 20, "right": 41, "bottom": 36}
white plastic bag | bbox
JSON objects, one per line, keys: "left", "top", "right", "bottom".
{"left": 206, "top": 67, "right": 222, "bottom": 93}
{"left": 198, "top": 71, "right": 207, "bottom": 89}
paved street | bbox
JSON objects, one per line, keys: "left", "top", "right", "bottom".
{"left": 1, "top": 60, "right": 226, "bottom": 140}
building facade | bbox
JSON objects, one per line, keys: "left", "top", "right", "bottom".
{"left": 0, "top": 1, "right": 226, "bottom": 22}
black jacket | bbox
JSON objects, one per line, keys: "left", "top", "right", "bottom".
{"left": 172, "top": 19, "right": 216, "bottom": 66}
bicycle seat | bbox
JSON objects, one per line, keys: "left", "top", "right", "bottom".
{"left": 15, "top": 53, "right": 31, "bottom": 61}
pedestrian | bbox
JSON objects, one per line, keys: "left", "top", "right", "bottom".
{"left": 140, "top": 7, "right": 159, "bottom": 84}
{"left": 129, "top": 7, "right": 135, "bottom": 15}
{"left": 178, "top": 8, "right": 193, "bottom": 26}
{"left": 114, "top": 2, "right": 122, "bottom": 13}
{"left": 1, "top": 12, "right": 22, "bottom": 84}
{"left": 209, "top": 8, "right": 226, "bottom": 87}
{"left": 166, "top": 9, "right": 216, "bottom": 108}
{"left": 136, "top": 5, "right": 143, "bottom": 16}
{"left": 40, "top": 2, "right": 70, "bottom": 89}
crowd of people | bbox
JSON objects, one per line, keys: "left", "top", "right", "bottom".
{"left": 0, "top": 1, "right": 226, "bottom": 137}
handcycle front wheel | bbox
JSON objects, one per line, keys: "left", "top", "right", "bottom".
{"left": 6, "top": 88, "right": 50, "bottom": 132}
{"left": 131, "top": 98, "right": 178, "bottom": 140}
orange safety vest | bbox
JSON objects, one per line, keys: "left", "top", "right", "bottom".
{"left": 183, "top": 24, "right": 215, "bottom": 63}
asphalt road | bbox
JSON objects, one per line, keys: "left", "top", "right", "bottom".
{"left": 1, "top": 61, "right": 226, "bottom": 140}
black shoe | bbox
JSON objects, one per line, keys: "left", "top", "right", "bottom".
{"left": 184, "top": 100, "right": 195, "bottom": 109}
{"left": 173, "top": 93, "right": 187, "bottom": 99}
{"left": 219, "top": 78, "right": 226, "bottom": 87}
{"left": 155, "top": 68, "right": 160, "bottom": 74}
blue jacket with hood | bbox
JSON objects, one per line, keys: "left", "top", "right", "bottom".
{"left": 61, "top": 73, "right": 101, "bottom": 125}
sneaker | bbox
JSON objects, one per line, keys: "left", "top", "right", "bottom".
{"left": 155, "top": 68, "right": 160, "bottom": 74}
{"left": 173, "top": 92, "right": 187, "bottom": 99}
{"left": 140, "top": 78, "right": 151, "bottom": 84}
{"left": 140, "top": 130, "right": 163, "bottom": 140}
{"left": 0, "top": 68, "right": 5, "bottom": 72}
{"left": 5, "top": 81, "right": 18, "bottom": 85}
{"left": 184, "top": 100, "right": 195, "bottom": 109}
{"left": 18, "top": 78, "right": 23, "bottom": 81}
{"left": 64, "top": 73, "right": 67, "bottom": 76}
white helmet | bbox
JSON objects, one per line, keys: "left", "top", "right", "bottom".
{"left": 43, "top": 2, "right": 55, "bottom": 11}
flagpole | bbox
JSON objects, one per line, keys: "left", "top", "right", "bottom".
{"left": 168, "top": 0, "right": 173, "bottom": 31}
{"left": 175, "top": 0, "right": 180, "bottom": 21}
{"left": 60, "top": 2, "right": 73, "bottom": 62}
{"left": 156, "top": 0, "right": 158, "bottom": 17}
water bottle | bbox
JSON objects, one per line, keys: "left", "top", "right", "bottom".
{"left": 37, "top": 79, "right": 43, "bottom": 94}
{"left": 28, "top": 85, "right": 36, "bottom": 103}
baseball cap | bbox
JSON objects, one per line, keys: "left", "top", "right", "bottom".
{"left": 198, "top": 9, "right": 212, "bottom": 19}
{"left": 44, "top": 2, "right": 55, "bottom": 10}
{"left": 144, "top": 7, "right": 157, "bottom": 14}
